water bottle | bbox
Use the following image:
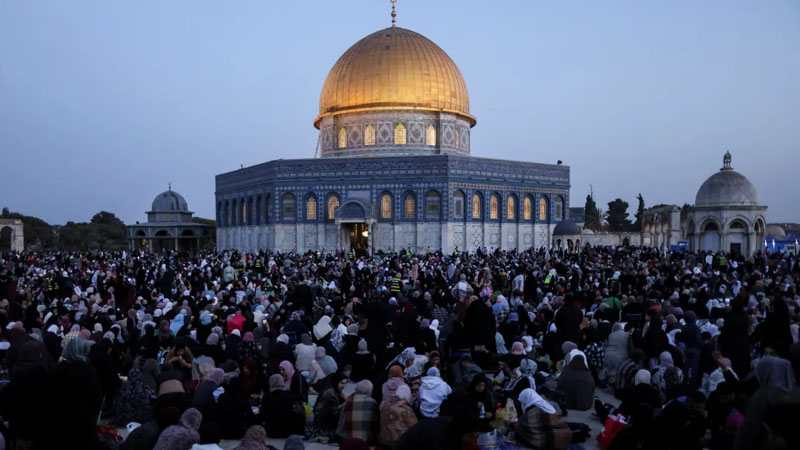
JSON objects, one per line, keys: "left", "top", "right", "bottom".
{"left": 479, "top": 404, "right": 485, "bottom": 419}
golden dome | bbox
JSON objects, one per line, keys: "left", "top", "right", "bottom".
{"left": 314, "top": 26, "right": 475, "bottom": 128}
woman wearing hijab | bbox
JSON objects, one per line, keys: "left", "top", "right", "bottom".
{"left": 419, "top": 367, "right": 452, "bottom": 418}
{"left": 294, "top": 333, "right": 317, "bottom": 371}
{"left": 261, "top": 374, "right": 305, "bottom": 438}
{"left": 719, "top": 296, "right": 752, "bottom": 378}
{"left": 268, "top": 334, "right": 294, "bottom": 373}
{"left": 681, "top": 310, "right": 703, "bottom": 386}
{"left": 514, "top": 388, "right": 572, "bottom": 449}
{"left": 338, "top": 380, "right": 380, "bottom": 444}
{"left": 643, "top": 316, "right": 669, "bottom": 367}
{"left": 583, "top": 324, "right": 606, "bottom": 383}
{"left": 134, "top": 346, "right": 162, "bottom": 392}
{"left": 468, "top": 373, "right": 496, "bottom": 421}
{"left": 280, "top": 360, "right": 308, "bottom": 402}
{"left": 735, "top": 356, "right": 800, "bottom": 450}
{"left": 556, "top": 350, "right": 595, "bottom": 410}
{"left": 153, "top": 407, "right": 202, "bottom": 450}
{"left": 194, "top": 367, "right": 225, "bottom": 411}
{"left": 188, "top": 356, "right": 216, "bottom": 393}
{"left": 112, "top": 366, "right": 156, "bottom": 426}
{"left": 617, "top": 369, "right": 661, "bottom": 416}
{"left": 237, "top": 331, "right": 263, "bottom": 365}
{"left": 45, "top": 338, "right": 104, "bottom": 449}
{"left": 382, "top": 364, "right": 409, "bottom": 406}
{"left": 169, "top": 312, "right": 186, "bottom": 336}
{"left": 380, "top": 384, "right": 418, "bottom": 447}
{"left": 240, "top": 357, "right": 261, "bottom": 396}
{"left": 504, "top": 358, "right": 537, "bottom": 400}
{"left": 311, "top": 372, "right": 348, "bottom": 440}
{"left": 651, "top": 351, "right": 684, "bottom": 402}
{"left": 604, "top": 323, "right": 631, "bottom": 385}
{"left": 233, "top": 425, "right": 270, "bottom": 450}
{"left": 350, "top": 339, "right": 375, "bottom": 382}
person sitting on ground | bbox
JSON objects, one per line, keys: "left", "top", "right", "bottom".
{"left": 379, "top": 384, "right": 418, "bottom": 447}
{"left": 153, "top": 407, "right": 202, "bottom": 450}
{"left": 514, "top": 388, "right": 572, "bottom": 450}
{"left": 557, "top": 349, "right": 595, "bottom": 410}
{"left": 261, "top": 373, "right": 305, "bottom": 439}
{"left": 419, "top": 367, "right": 452, "bottom": 419}
{"left": 338, "top": 380, "right": 380, "bottom": 444}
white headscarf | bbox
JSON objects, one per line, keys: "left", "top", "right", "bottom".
{"left": 429, "top": 319, "right": 440, "bottom": 339}
{"left": 566, "top": 349, "right": 589, "bottom": 369}
{"left": 518, "top": 388, "right": 556, "bottom": 414}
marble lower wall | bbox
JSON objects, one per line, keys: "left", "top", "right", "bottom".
{"left": 217, "top": 222, "right": 557, "bottom": 253}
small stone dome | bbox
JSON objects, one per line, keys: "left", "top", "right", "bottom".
{"left": 553, "top": 220, "right": 581, "bottom": 236}
{"left": 151, "top": 188, "right": 189, "bottom": 212}
{"left": 766, "top": 224, "right": 786, "bottom": 239}
{"left": 695, "top": 152, "right": 758, "bottom": 206}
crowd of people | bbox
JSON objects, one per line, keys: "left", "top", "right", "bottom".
{"left": 0, "top": 244, "right": 799, "bottom": 450}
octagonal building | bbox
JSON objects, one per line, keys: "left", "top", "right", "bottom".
{"left": 215, "top": 16, "right": 570, "bottom": 254}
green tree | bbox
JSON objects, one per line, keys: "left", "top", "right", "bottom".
{"left": 634, "top": 193, "right": 645, "bottom": 231}
{"left": 192, "top": 217, "right": 216, "bottom": 226}
{"left": 90, "top": 211, "right": 127, "bottom": 250}
{"left": 607, "top": 198, "right": 632, "bottom": 231}
{"left": 584, "top": 195, "right": 601, "bottom": 231}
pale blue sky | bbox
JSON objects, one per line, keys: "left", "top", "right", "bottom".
{"left": 1, "top": 0, "right": 798, "bottom": 224}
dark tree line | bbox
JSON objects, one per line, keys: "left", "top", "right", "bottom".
{"left": 583, "top": 193, "right": 646, "bottom": 232}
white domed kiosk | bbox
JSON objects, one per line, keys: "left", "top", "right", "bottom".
{"left": 685, "top": 152, "right": 767, "bottom": 254}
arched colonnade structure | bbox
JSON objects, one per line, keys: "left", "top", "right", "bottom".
{"left": 127, "top": 188, "right": 214, "bottom": 252}
{"left": 0, "top": 219, "right": 24, "bottom": 252}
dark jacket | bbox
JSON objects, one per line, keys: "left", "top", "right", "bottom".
{"left": 261, "top": 389, "right": 305, "bottom": 438}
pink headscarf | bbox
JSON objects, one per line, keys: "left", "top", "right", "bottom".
{"left": 280, "top": 360, "right": 295, "bottom": 390}
{"left": 510, "top": 341, "right": 525, "bottom": 356}
{"left": 243, "top": 332, "right": 255, "bottom": 343}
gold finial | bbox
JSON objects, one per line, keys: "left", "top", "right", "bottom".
{"left": 391, "top": 0, "right": 397, "bottom": 27}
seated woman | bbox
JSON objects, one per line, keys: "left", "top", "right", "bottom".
{"left": 311, "top": 373, "right": 348, "bottom": 441}
{"left": 381, "top": 364, "right": 408, "bottom": 407}
{"left": 557, "top": 350, "right": 595, "bottom": 411}
{"left": 379, "top": 385, "right": 418, "bottom": 448}
{"left": 617, "top": 369, "right": 661, "bottom": 417}
{"left": 514, "top": 388, "right": 572, "bottom": 450}
{"left": 309, "top": 347, "right": 338, "bottom": 388}
{"left": 261, "top": 374, "right": 305, "bottom": 439}
{"left": 419, "top": 367, "right": 452, "bottom": 419}
{"left": 337, "top": 380, "right": 380, "bottom": 444}
{"left": 468, "top": 373, "right": 496, "bottom": 421}
{"left": 280, "top": 360, "right": 308, "bottom": 403}
{"left": 651, "top": 351, "right": 684, "bottom": 403}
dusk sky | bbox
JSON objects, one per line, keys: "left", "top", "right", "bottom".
{"left": 1, "top": 0, "right": 798, "bottom": 225}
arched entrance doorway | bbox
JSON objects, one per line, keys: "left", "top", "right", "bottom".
{"left": 179, "top": 230, "right": 197, "bottom": 252}
{"left": 335, "top": 201, "right": 373, "bottom": 256}
{"left": 726, "top": 220, "right": 748, "bottom": 256}
{"left": 134, "top": 230, "right": 148, "bottom": 251}
{"left": 0, "top": 227, "right": 11, "bottom": 252}
{"left": 700, "top": 222, "right": 721, "bottom": 252}
{"left": 0, "top": 219, "right": 24, "bottom": 252}
{"left": 154, "top": 230, "right": 173, "bottom": 251}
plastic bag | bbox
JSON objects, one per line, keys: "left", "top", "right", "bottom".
{"left": 597, "top": 413, "right": 627, "bottom": 449}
